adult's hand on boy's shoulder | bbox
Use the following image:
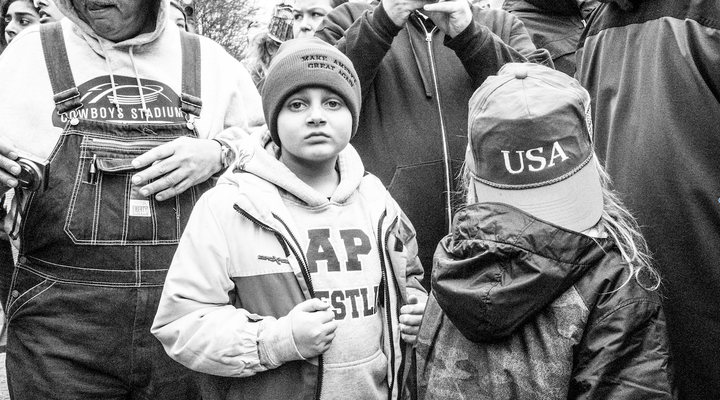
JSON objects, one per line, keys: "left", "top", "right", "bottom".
{"left": 399, "top": 295, "right": 426, "bottom": 345}
{"left": 290, "top": 299, "right": 338, "bottom": 359}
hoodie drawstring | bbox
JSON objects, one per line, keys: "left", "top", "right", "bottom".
{"left": 100, "top": 41, "right": 122, "bottom": 113}
{"left": 129, "top": 46, "right": 151, "bottom": 122}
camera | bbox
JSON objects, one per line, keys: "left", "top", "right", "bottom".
{"left": 15, "top": 151, "right": 50, "bottom": 192}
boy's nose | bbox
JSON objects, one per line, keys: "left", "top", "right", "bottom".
{"left": 306, "top": 106, "right": 327, "bottom": 125}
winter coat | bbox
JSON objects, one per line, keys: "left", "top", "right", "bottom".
{"left": 315, "top": 3, "right": 552, "bottom": 285}
{"left": 415, "top": 202, "right": 673, "bottom": 399}
{"left": 502, "top": 0, "right": 599, "bottom": 76}
{"left": 576, "top": 1, "right": 720, "bottom": 398}
{"left": 152, "top": 137, "right": 426, "bottom": 400}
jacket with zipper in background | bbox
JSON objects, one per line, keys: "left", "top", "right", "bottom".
{"left": 315, "top": 3, "right": 551, "bottom": 287}
{"left": 152, "top": 134, "right": 427, "bottom": 400}
{"left": 415, "top": 202, "right": 673, "bottom": 399}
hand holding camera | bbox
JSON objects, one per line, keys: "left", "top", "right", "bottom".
{"left": 423, "top": 0, "right": 473, "bottom": 39}
{"left": 0, "top": 136, "right": 50, "bottom": 193}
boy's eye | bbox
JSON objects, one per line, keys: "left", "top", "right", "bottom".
{"left": 312, "top": 12, "right": 325, "bottom": 18}
{"left": 288, "top": 100, "right": 307, "bottom": 111}
{"left": 325, "top": 99, "right": 344, "bottom": 109}
{"left": 293, "top": 12, "right": 302, "bottom": 21}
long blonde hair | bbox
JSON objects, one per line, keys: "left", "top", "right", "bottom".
{"left": 459, "top": 156, "right": 661, "bottom": 291}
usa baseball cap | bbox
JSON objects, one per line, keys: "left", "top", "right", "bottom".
{"left": 466, "top": 63, "right": 603, "bottom": 232}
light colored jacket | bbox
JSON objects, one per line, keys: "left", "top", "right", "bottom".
{"left": 152, "top": 136, "right": 426, "bottom": 400}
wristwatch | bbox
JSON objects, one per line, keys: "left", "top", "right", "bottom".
{"left": 213, "top": 139, "right": 235, "bottom": 170}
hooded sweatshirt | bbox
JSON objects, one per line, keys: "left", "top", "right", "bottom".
{"left": 0, "top": 0, "right": 263, "bottom": 161}
{"left": 152, "top": 136, "right": 426, "bottom": 400}
{"left": 415, "top": 203, "right": 673, "bottom": 399}
{"left": 0, "top": 0, "right": 263, "bottom": 247}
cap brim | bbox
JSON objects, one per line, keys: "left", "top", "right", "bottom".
{"left": 471, "top": 155, "right": 603, "bottom": 232}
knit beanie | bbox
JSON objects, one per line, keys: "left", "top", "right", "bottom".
{"left": 261, "top": 37, "right": 361, "bottom": 145}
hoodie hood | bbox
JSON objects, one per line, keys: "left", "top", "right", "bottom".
{"left": 431, "top": 202, "right": 615, "bottom": 342}
{"left": 217, "top": 132, "right": 366, "bottom": 225}
{"left": 55, "top": 0, "right": 166, "bottom": 52}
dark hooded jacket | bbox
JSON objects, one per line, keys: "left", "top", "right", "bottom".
{"left": 502, "top": 0, "right": 599, "bottom": 76}
{"left": 315, "top": 3, "right": 551, "bottom": 287}
{"left": 576, "top": 1, "right": 720, "bottom": 398}
{"left": 415, "top": 203, "right": 673, "bottom": 399}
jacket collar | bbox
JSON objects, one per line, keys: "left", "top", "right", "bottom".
{"left": 432, "top": 202, "right": 615, "bottom": 341}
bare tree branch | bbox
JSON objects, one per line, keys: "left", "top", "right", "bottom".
{"left": 194, "top": 0, "right": 261, "bottom": 61}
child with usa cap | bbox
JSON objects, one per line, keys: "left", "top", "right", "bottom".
{"left": 414, "top": 63, "right": 673, "bottom": 399}
{"left": 152, "top": 37, "right": 426, "bottom": 400}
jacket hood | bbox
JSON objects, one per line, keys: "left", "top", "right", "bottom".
{"left": 431, "top": 202, "right": 615, "bottom": 342}
{"left": 217, "top": 132, "right": 366, "bottom": 224}
{"left": 55, "top": 0, "right": 166, "bottom": 51}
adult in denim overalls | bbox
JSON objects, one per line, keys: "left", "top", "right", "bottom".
{"left": 0, "top": 0, "right": 256, "bottom": 397}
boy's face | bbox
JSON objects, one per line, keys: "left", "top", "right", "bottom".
{"left": 277, "top": 87, "right": 352, "bottom": 166}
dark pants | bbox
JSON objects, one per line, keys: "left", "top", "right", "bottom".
{"left": 5, "top": 266, "right": 199, "bottom": 399}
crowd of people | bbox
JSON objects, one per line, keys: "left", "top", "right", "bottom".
{"left": 0, "top": 0, "right": 717, "bottom": 399}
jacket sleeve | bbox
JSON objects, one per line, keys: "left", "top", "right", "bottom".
{"left": 390, "top": 201, "right": 427, "bottom": 303}
{"left": 317, "top": 3, "right": 402, "bottom": 105}
{"left": 569, "top": 295, "right": 674, "bottom": 399}
{"left": 445, "top": 8, "right": 553, "bottom": 89}
{"left": 151, "top": 192, "right": 303, "bottom": 377}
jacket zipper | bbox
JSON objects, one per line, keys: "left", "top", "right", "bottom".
{"left": 419, "top": 21, "right": 454, "bottom": 234}
{"left": 233, "top": 204, "right": 324, "bottom": 400}
{"left": 376, "top": 211, "right": 400, "bottom": 397}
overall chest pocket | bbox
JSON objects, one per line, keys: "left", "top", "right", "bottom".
{"left": 64, "top": 136, "right": 211, "bottom": 245}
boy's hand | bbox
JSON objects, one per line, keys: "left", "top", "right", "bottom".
{"left": 399, "top": 295, "right": 426, "bottom": 345}
{"left": 290, "top": 299, "right": 338, "bottom": 359}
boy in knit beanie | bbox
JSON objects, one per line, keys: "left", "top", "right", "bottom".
{"left": 152, "top": 37, "right": 427, "bottom": 400}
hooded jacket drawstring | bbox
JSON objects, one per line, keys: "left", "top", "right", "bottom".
{"left": 129, "top": 46, "right": 151, "bottom": 122}
{"left": 100, "top": 41, "right": 122, "bottom": 112}
{"left": 99, "top": 41, "right": 150, "bottom": 121}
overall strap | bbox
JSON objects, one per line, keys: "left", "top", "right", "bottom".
{"left": 179, "top": 30, "right": 202, "bottom": 118}
{"left": 40, "top": 22, "right": 83, "bottom": 115}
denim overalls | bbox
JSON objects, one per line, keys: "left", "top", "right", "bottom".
{"left": 3, "top": 23, "right": 210, "bottom": 399}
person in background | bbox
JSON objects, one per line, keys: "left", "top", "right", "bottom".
{"left": 32, "top": 0, "right": 63, "bottom": 23}
{"left": 169, "top": 0, "right": 188, "bottom": 31}
{"left": 292, "top": 0, "right": 347, "bottom": 39}
{"left": 153, "top": 38, "right": 426, "bottom": 400}
{"left": 2, "top": 0, "right": 39, "bottom": 44}
{"left": 502, "top": 0, "right": 599, "bottom": 76}
{"left": 316, "top": 0, "right": 551, "bottom": 289}
{"left": 242, "top": 3, "right": 293, "bottom": 89}
{"left": 576, "top": 0, "right": 720, "bottom": 398}
{"left": 415, "top": 62, "right": 672, "bottom": 399}
{"left": 0, "top": 0, "right": 263, "bottom": 398}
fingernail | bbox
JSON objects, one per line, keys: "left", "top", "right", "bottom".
{"left": 131, "top": 160, "right": 139, "bottom": 168}
{"left": 10, "top": 165, "right": 20, "bottom": 175}
{"left": 8, "top": 152, "right": 17, "bottom": 160}
{"left": 132, "top": 175, "right": 141, "bottom": 184}
{"left": 140, "top": 189, "right": 149, "bottom": 197}
{"left": 7, "top": 179, "right": 17, "bottom": 187}
{"left": 156, "top": 194, "right": 164, "bottom": 201}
